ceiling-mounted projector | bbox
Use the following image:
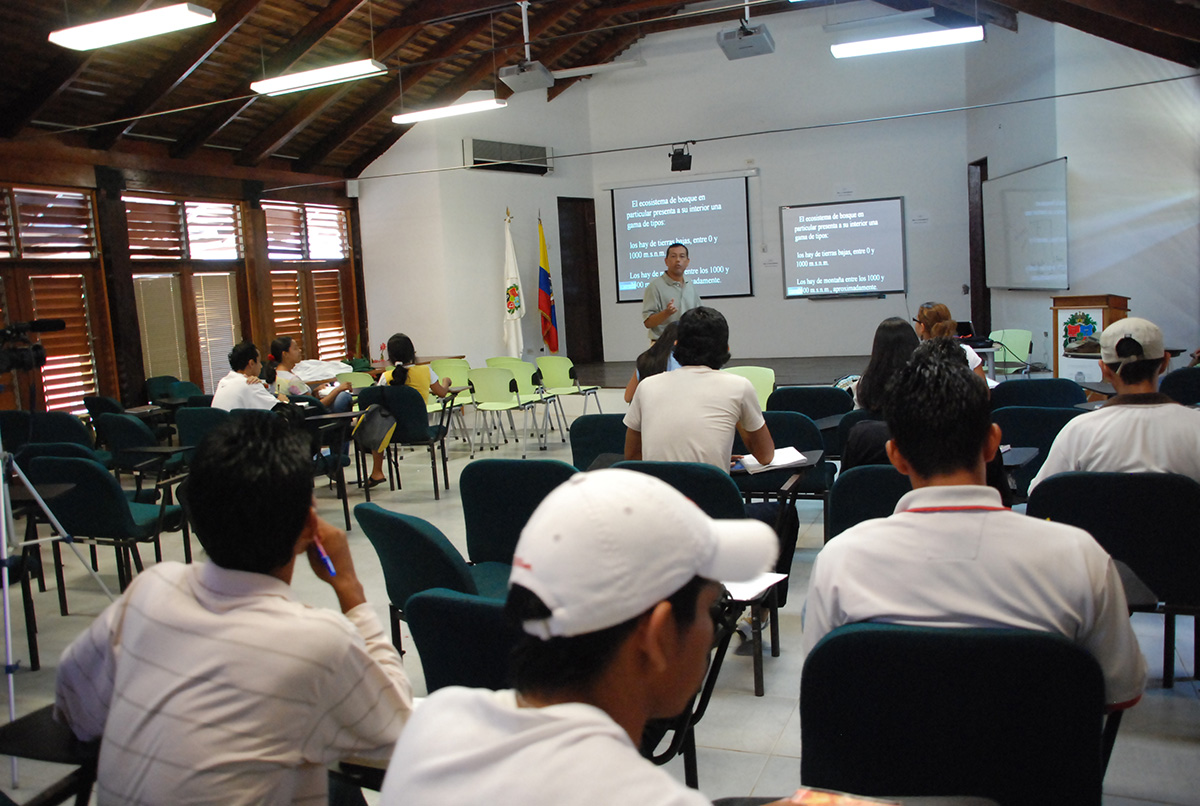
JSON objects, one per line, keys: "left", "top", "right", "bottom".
{"left": 499, "top": 61, "right": 555, "bottom": 92}
{"left": 717, "top": 23, "right": 775, "bottom": 60}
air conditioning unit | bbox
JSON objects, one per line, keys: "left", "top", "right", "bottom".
{"left": 463, "top": 138, "right": 554, "bottom": 176}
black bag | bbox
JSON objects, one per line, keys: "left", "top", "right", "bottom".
{"left": 353, "top": 404, "right": 396, "bottom": 453}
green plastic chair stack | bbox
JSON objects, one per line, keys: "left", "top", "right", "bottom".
{"left": 537, "top": 356, "right": 602, "bottom": 419}
{"left": 467, "top": 367, "right": 541, "bottom": 459}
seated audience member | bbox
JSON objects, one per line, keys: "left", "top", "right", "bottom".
{"left": 263, "top": 335, "right": 351, "bottom": 411}
{"left": 624, "top": 321, "right": 681, "bottom": 403}
{"left": 379, "top": 468, "right": 790, "bottom": 805}
{"left": 853, "top": 316, "right": 920, "bottom": 412}
{"left": 211, "top": 340, "right": 288, "bottom": 411}
{"left": 1029, "top": 317, "right": 1200, "bottom": 491}
{"left": 55, "top": 415, "right": 414, "bottom": 804}
{"left": 803, "top": 338, "right": 1146, "bottom": 710}
{"left": 624, "top": 306, "right": 773, "bottom": 470}
{"left": 913, "top": 301, "right": 989, "bottom": 383}
{"left": 364, "top": 332, "right": 451, "bottom": 488}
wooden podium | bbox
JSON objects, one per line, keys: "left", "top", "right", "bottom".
{"left": 1051, "top": 294, "right": 1128, "bottom": 380}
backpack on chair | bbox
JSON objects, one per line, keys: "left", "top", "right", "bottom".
{"left": 353, "top": 404, "right": 397, "bottom": 453}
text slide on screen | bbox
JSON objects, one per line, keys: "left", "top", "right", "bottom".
{"left": 612, "top": 176, "right": 752, "bottom": 303}
{"left": 781, "top": 197, "right": 907, "bottom": 299}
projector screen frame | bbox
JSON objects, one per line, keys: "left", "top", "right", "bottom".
{"left": 779, "top": 195, "right": 908, "bottom": 300}
{"left": 983, "top": 156, "right": 1069, "bottom": 291}
{"left": 610, "top": 175, "right": 754, "bottom": 304}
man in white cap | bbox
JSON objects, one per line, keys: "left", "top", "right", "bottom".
{"left": 1029, "top": 316, "right": 1200, "bottom": 491}
{"left": 379, "top": 469, "right": 785, "bottom": 805}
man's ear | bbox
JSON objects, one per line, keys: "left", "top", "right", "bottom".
{"left": 1098, "top": 359, "right": 1117, "bottom": 383}
{"left": 982, "top": 422, "right": 1002, "bottom": 463}
{"left": 292, "top": 506, "right": 320, "bottom": 556}
{"left": 639, "top": 601, "right": 676, "bottom": 674}
{"left": 1159, "top": 355, "right": 1172, "bottom": 377}
{"left": 885, "top": 439, "right": 913, "bottom": 477}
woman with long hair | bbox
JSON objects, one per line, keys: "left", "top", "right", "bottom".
{"left": 623, "top": 321, "right": 680, "bottom": 403}
{"left": 855, "top": 317, "right": 920, "bottom": 413}
{"left": 913, "top": 301, "right": 988, "bottom": 382}
{"left": 264, "top": 336, "right": 351, "bottom": 410}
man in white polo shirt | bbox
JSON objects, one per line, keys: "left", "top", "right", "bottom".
{"left": 803, "top": 338, "right": 1146, "bottom": 710}
{"left": 1029, "top": 316, "right": 1200, "bottom": 491}
{"left": 211, "top": 340, "right": 288, "bottom": 411}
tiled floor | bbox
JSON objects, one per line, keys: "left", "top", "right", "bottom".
{"left": 1, "top": 387, "right": 1197, "bottom": 804}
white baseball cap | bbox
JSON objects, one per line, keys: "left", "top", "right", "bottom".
{"left": 509, "top": 468, "right": 779, "bottom": 639}
{"left": 1100, "top": 317, "right": 1165, "bottom": 367}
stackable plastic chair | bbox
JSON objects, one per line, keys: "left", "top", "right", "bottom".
{"left": 354, "top": 503, "right": 509, "bottom": 653}
{"left": 801, "top": 623, "right": 1119, "bottom": 806}
{"left": 335, "top": 371, "right": 376, "bottom": 391}
{"left": 460, "top": 458, "right": 577, "bottom": 564}
{"left": 468, "top": 367, "right": 541, "bottom": 458}
{"left": 988, "top": 328, "right": 1034, "bottom": 374}
{"left": 488, "top": 358, "right": 559, "bottom": 446}
{"left": 537, "top": 355, "right": 602, "bottom": 417}
{"left": 722, "top": 366, "right": 775, "bottom": 411}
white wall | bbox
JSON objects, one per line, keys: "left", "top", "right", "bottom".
{"left": 358, "top": 3, "right": 1200, "bottom": 369}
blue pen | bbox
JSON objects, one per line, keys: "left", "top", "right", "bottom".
{"left": 312, "top": 535, "right": 337, "bottom": 577}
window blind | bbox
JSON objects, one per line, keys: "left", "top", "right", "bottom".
{"left": 125, "top": 196, "right": 185, "bottom": 260}
{"left": 28, "top": 273, "right": 97, "bottom": 413}
{"left": 193, "top": 273, "right": 240, "bottom": 393}
{"left": 270, "top": 270, "right": 304, "bottom": 343}
{"left": 311, "top": 269, "right": 346, "bottom": 360}
{"left": 305, "top": 205, "right": 349, "bottom": 259}
{"left": 13, "top": 189, "right": 96, "bottom": 259}
{"left": 264, "top": 203, "right": 306, "bottom": 260}
{"left": 134, "top": 275, "right": 189, "bottom": 381}
{"left": 185, "top": 202, "right": 240, "bottom": 259}
{"left": 0, "top": 194, "right": 13, "bottom": 259}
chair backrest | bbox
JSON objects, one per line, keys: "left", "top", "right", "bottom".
{"left": 827, "top": 465, "right": 912, "bottom": 540}
{"left": 0, "top": 409, "right": 31, "bottom": 452}
{"left": 801, "top": 623, "right": 1107, "bottom": 806}
{"left": 766, "top": 385, "right": 853, "bottom": 420}
{"left": 175, "top": 406, "right": 231, "bottom": 448}
{"left": 991, "top": 405, "right": 1086, "bottom": 496}
{"left": 568, "top": 413, "right": 627, "bottom": 471}
{"left": 485, "top": 356, "right": 525, "bottom": 368}
{"left": 733, "top": 409, "right": 823, "bottom": 455}
{"left": 613, "top": 460, "right": 745, "bottom": 519}
{"left": 335, "top": 371, "right": 376, "bottom": 391}
{"left": 15, "top": 442, "right": 102, "bottom": 475}
{"left": 30, "top": 412, "right": 94, "bottom": 448}
{"left": 187, "top": 394, "right": 214, "bottom": 407}
{"left": 494, "top": 360, "right": 541, "bottom": 396}
{"left": 468, "top": 367, "right": 519, "bottom": 405}
{"left": 1027, "top": 471, "right": 1200, "bottom": 604}
{"left": 536, "top": 355, "right": 578, "bottom": 389}
{"left": 405, "top": 588, "right": 520, "bottom": 693}
{"left": 83, "top": 396, "right": 124, "bottom": 418}
{"left": 835, "top": 408, "right": 880, "bottom": 457}
{"left": 26, "top": 456, "right": 138, "bottom": 538}
{"left": 460, "top": 458, "right": 578, "bottom": 564}
{"left": 354, "top": 504, "right": 479, "bottom": 611}
{"left": 145, "top": 375, "right": 180, "bottom": 402}
{"left": 1159, "top": 366, "right": 1200, "bottom": 406}
{"left": 169, "top": 380, "right": 204, "bottom": 398}
{"left": 94, "top": 412, "right": 156, "bottom": 466}
{"left": 429, "top": 359, "right": 471, "bottom": 388}
{"left": 379, "top": 384, "right": 439, "bottom": 442}
{"left": 990, "top": 377, "right": 1086, "bottom": 409}
{"left": 723, "top": 366, "right": 775, "bottom": 411}
{"left": 988, "top": 328, "right": 1034, "bottom": 373}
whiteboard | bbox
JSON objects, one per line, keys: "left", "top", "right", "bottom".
{"left": 983, "top": 157, "right": 1068, "bottom": 290}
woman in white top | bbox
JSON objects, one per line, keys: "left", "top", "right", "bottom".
{"left": 913, "top": 301, "right": 988, "bottom": 383}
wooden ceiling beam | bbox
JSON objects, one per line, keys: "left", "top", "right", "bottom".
{"left": 929, "top": 0, "right": 1018, "bottom": 30}
{"left": 1058, "top": 0, "right": 1200, "bottom": 42}
{"left": 296, "top": 1, "right": 581, "bottom": 172}
{"left": 992, "top": 0, "right": 1200, "bottom": 65}
{"left": 89, "top": 0, "right": 266, "bottom": 151}
{"left": 547, "top": 26, "right": 647, "bottom": 101}
{"left": 170, "top": 0, "right": 370, "bottom": 160}
{"left": 1, "top": 0, "right": 152, "bottom": 139}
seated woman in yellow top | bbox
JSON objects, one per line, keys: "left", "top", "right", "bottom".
{"left": 366, "top": 333, "right": 451, "bottom": 487}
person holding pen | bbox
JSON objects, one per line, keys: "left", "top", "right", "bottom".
{"left": 54, "top": 413, "right": 413, "bottom": 805}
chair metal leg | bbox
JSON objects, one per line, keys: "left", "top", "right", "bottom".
{"left": 1101, "top": 709, "right": 1124, "bottom": 774}
{"left": 19, "top": 557, "right": 39, "bottom": 672}
{"left": 52, "top": 540, "right": 69, "bottom": 616}
{"left": 1163, "top": 612, "right": 1176, "bottom": 688}
{"left": 682, "top": 727, "right": 698, "bottom": 789}
{"left": 388, "top": 603, "right": 404, "bottom": 655}
{"left": 427, "top": 445, "right": 440, "bottom": 501}
{"left": 439, "top": 439, "right": 450, "bottom": 489}
{"left": 750, "top": 601, "right": 765, "bottom": 696}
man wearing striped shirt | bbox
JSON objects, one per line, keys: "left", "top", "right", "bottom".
{"left": 54, "top": 414, "right": 413, "bottom": 805}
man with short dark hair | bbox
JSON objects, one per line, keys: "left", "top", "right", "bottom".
{"left": 803, "top": 338, "right": 1146, "bottom": 710}
{"left": 625, "top": 306, "right": 774, "bottom": 470}
{"left": 379, "top": 469, "right": 784, "bottom": 805}
{"left": 212, "top": 339, "right": 288, "bottom": 411}
{"left": 1029, "top": 316, "right": 1200, "bottom": 491}
{"left": 55, "top": 415, "right": 413, "bottom": 804}
{"left": 642, "top": 243, "right": 700, "bottom": 341}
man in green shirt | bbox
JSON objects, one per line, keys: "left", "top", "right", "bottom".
{"left": 642, "top": 243, "right": 700, "bottom": 341}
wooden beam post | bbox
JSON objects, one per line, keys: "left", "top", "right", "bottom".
{"left": 92, "top": 166, "right": 147, "bottom": 405}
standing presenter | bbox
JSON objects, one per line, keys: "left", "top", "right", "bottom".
{"left": 642, "top": 242, "right": 700, "bottom": 342}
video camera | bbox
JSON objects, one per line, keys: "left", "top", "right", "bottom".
{"left": 0, "top": 319, "right": 65, "bottom": 374}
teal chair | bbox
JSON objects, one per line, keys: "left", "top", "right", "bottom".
{"left": 169, "top": 380, "right": 204, "bottom": 399}
{"left": 989, "top": 378, "right": 1086, "bottom": 410}
{"left": 460, "top": 458, "right": 577, "bottom": 564}
{"left": 568, "top": 413, "right": 627, "bottom": 471}
{"left": 30, "top": 411, "right": 113, "bottom": 467}
{"left": 27, "top": 456, "right": 186, "bottom": 603}
{"left": 1159, "top": 366, "right": 1200, "bottom": 406}
{"left": 94, "top": 413, "right": 184, "bottom": 491}
{"left": 766, "top": 386, "right": 853, "bottom": 456}
{"left": 405, "top": 588, "right": 519, "bottom": 692}
{"left": 0, "top": 409, "right": 31, "bottom": 452}
{"left": 826, "top": 465, "right": 912, "bottom": 541}
{"left": 990, "top": 406, "right": 1085, "bottom": 500}
{"left": 801, "top": 624, "right": 1119, "bottom": 805}
{"left": 145, "top": 375, "right": 180, "bottom": 403}
{"left": 175, "top": 406, "right": 231, "bottom": 462}
{"left": 380, "top": 384, "right": 451, "bottom": 500}
{"left": 612, "top": 460, "right": 745, "bottom": 520}
{"left": 354, "top": 503, "right": 509, "bottom": 653}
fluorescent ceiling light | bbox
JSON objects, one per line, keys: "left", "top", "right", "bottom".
{"left": 392, "top": 98, "right": 507, "bottom": 125}
{"left": 49, "top": 3, "right": 215, "bottom": 50}
{"left": 831, "top": 25, "right": 984, "bottom": 58}
{"left": 250, "top": 59, "right": 387, "bottom": 96}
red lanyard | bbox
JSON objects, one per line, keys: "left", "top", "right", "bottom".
{"left": 905, "top": 506, "right": 1010, "bottom": 513}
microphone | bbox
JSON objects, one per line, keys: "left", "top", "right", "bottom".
{"left": 18, "top": 319, "right": 66, "bottom": 334}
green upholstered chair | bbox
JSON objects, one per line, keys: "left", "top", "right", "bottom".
{"left": 801, "top": 623, "right": 1119, "bottom": 806}
{"left": 29, "top": 411, "right": 112, "bottom": 467}
{"left": 989, "top": 377, "right": 1086, "bottom": 410}
{"left": 826, "top": 464, "right": 912, "bottom": 541}
{"left": 1159, "top": 366, "right": 1200, "bottom": 406}
{"left": 990, "top": 405, "right": 1085, "bottom": 499}
{"left": 0, "top": 409, "right": 31, "bottom": 452}
{"left": 568, "top": 413, "right": 627, "bottom": 471}
{"left": 354, "top": 503, "right": 509, "bottom": 653}
{"left": 765, "top": 386, "right": 853, "bottom": 456}
{"left": 1027, "top": 471, "right": 1200, "bottom": 688}
{"left": 405, "top": 588, "right": 519, "bottom": 692}
{"left": 459, "top": 458, "right": 577, "bottom": 565}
